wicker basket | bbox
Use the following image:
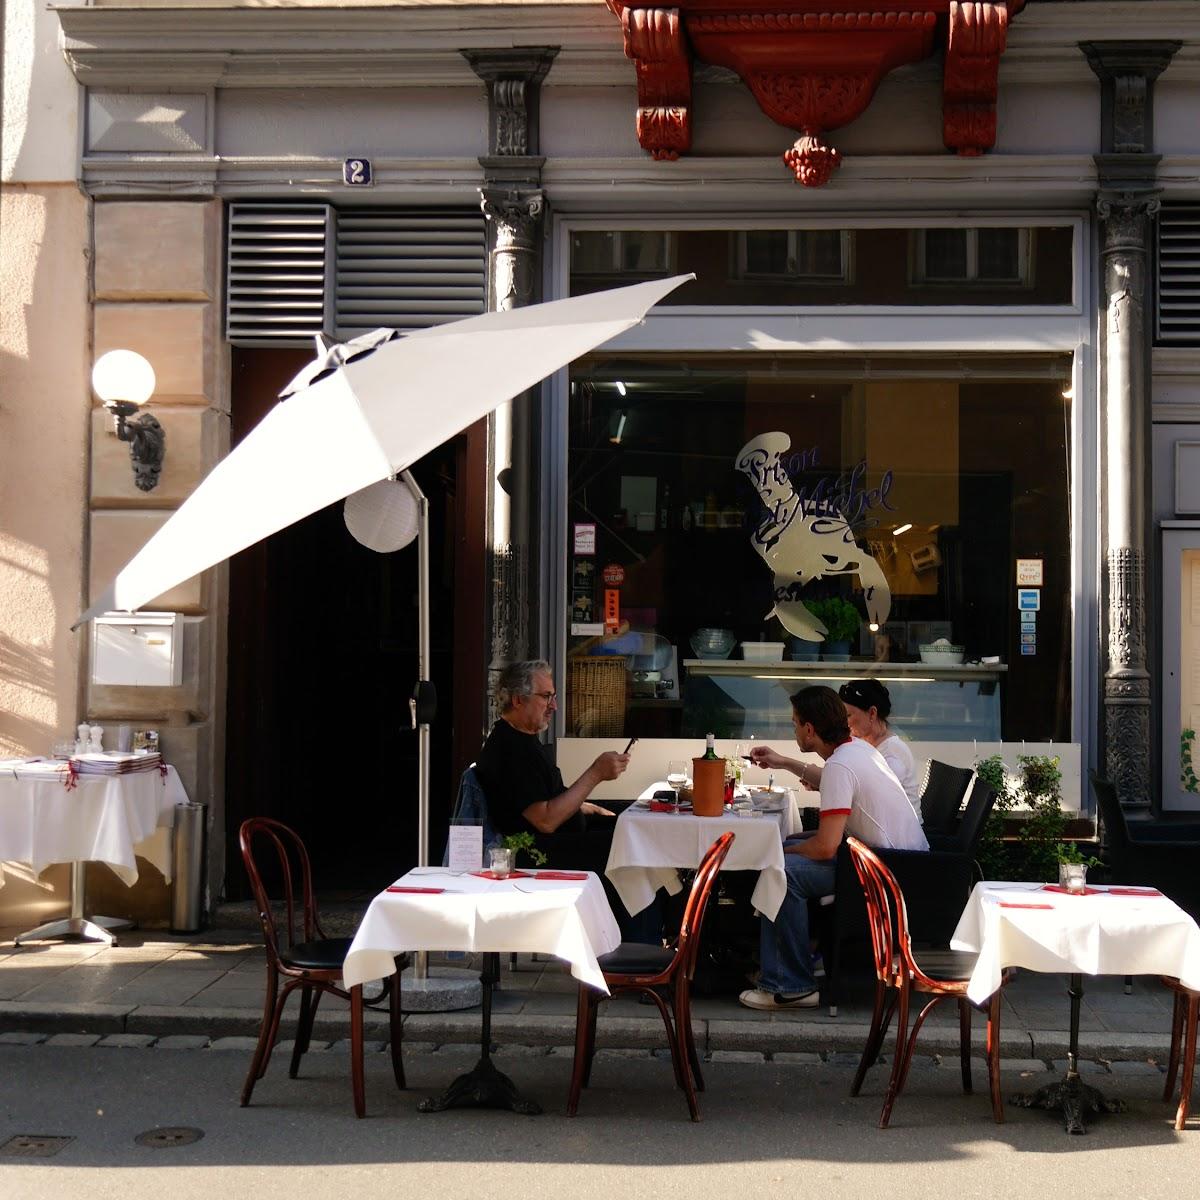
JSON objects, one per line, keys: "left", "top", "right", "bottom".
{"left": 566, "top": 656, "right": 628, "bottom": 736}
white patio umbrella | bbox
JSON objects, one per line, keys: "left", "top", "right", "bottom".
{"left": 74, "top": 273, "right": 691, "bottom": 629}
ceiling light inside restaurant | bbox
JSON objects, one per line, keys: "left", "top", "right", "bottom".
{"left": 615, "top": 380, "right": 627, "bottom": 396}
{"left": 893, "top": 522, "right": 913, "bottom": 536}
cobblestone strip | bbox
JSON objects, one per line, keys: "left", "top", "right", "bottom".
{"left": 0, "top": 1031, "right": 1173, "bottom": 1075}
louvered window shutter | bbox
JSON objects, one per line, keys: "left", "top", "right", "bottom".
{"left": 225, "top": 204, "right": 333, "bottom": 346}
{"left": 334, "top": 210, "right": 486, "bottom": 338}
{"left": 1158, "top": 205, "right": 1200, "bottom": 347}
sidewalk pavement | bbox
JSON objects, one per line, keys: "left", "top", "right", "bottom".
{"left": 0, "top": 924, "right": 1181, "bottom": 1072}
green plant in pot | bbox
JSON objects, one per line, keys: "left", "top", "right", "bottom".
{"left": 801, "top": 597, "right": 861, "bottom": 661}
{"left": 494, "top": 831, "right": 548, "bottom": 874}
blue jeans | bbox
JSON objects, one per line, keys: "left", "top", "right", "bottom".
{"left": 759, "top": 852, "right": 837, "bottom": 995}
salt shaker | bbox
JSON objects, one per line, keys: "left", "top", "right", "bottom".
{"left": 75, "top": 722, "right": 91, "bottom": 756}
{"left": 88, "top": 724, "right": 105, "bottom": 753}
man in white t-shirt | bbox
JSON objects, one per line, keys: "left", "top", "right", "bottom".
{"left": 741, "top": 685, "right": 928, "bottom": 1010}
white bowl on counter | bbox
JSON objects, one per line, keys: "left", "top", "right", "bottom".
{"left": 919, "top": 641, "right": 965, "bottom": 665}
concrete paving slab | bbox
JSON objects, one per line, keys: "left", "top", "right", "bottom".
{"left": 155, "top": 1035, "right": 211, "bottom": 1049}
{"left": 45, "top": 1033, "right": 102, "bottom": 1047}
{"left": 0, "top": 1030, "right": 47, "bottom": 1045}
{"left": 97, "top": 1033, "right": 157, "bottom": 1048}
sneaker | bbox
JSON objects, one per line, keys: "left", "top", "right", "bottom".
{"left": 738, "top": 987, "right": 819, "bottom": 1011}
{"left": 812, "top": 952, "right": 826, "bottom": 980}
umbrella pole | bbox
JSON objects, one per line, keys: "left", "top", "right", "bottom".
{"left": 403, "top": 470, "right": 431, "bottom": 982}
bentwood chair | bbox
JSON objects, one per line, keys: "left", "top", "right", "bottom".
{"left": 1162, "top": 978, "right": 1199, "bottom": 1130}
{"left": 820, "top": 779, "right": 994, "bottom": 1015}
{"left": 568, "top": 831, "right": 735, "bottom": 1122}
{"left": 238, "top": 817, "right": 406, "bottom": 1117}
{"left": 846, "top": 837, "right": 1011, "bottom": 1128}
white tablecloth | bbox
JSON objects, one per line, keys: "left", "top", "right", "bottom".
{"left": 343, "top": 867, "right": 622, "bottom": 992}
{"left": 0, "top": 766, "right": 187, "bottom": 887}
{"left": 951, "top": 881, "right": 1200, "bottom": 1004}
{"left": 605, "top": 784, "right": 802, "bottom": 921}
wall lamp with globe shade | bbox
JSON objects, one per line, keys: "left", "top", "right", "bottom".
{"left": 92, "top": 350, "right": 166, "bottom": 492}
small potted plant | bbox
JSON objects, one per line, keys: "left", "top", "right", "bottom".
{"left": 491, "top": 830, "right": 548, "bottom": 875}
{"left": 800, "top": 597, "right": 861, "bottom": 661}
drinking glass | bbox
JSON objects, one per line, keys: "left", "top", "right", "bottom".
{"left": 666, "top": 759, "right": 689, "bottom": 788}
{"left": 1059, "top": 862, "right": 1087, "bottom": 894}
{"left": 489, "top": 846, "right": 514, "bottom": 877}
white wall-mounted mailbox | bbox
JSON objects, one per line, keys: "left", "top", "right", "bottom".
{"left": 91, "top": 612, "right": 184, "bottom": 687}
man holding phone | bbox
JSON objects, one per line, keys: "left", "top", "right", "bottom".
{"left": 474, "top": 660, "right": 629, "bottom": 841}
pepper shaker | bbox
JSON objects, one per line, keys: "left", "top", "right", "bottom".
{"left": 88, "top": 724, "right": 104, "bottom": 753}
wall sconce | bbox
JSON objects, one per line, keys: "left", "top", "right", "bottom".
{"left": 92, "top": 350, "right": 165, "bottom": 492}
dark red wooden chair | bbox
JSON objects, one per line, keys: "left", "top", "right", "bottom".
{"left": 1162, "top": 977, "right": 1199, "bottom": 1130}
{"left": 846, "top": 836, "right": 1010, "bottom": 1128}
{"left": 568, "top": 831, "right": 735, "bottom": 1122}
{"left": 238, "top": 817, "right": 405, "bottom": 1117}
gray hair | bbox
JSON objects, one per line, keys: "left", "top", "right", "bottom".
{"left": 496, "top": 659, "right": 553, "bottom": 710}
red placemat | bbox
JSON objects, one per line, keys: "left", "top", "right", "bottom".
{"left": 470, "top": 869, "right": 532, "bottom": 881}
{"left": 1041, "top": 884, "right": 1103, "bottom": 896}
{"left": 532, "top": 870, "right": 588, "bottom": 881}
{"left": 1106, "top": 887, "right": 1164, "bottom": 897}
{"left": 999, "top": 902, "right": 1055, "bottom": 910}
{"left": 386, "top": 885, "right": 445, "bottom": 894}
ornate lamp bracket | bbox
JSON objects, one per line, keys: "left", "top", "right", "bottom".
{"left": 606, "top": 1, "right": 1025, "bottom": 186}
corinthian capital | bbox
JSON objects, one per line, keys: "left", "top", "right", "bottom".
{"left": 480, "top": 188, "right": 545, "bottom": 246}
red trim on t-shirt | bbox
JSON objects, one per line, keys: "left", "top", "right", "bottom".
{"left": 821, "top": 807, "right": 852, "bottom": 816}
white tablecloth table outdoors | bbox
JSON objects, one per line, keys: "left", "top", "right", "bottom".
{"left": 0, "top": 765, "right": 187, "bottom": 888}
{"left": 344, "top": 866, "right": 621, "bottom": 992}
{"left": 604, "top": 782, "right": 803, "bottom": 921}
{"left": 951, "top": 880, "right": 1200, "bottom": 1005}
{"left": 952, "top": 879, "right": 1200, "bottom": 1131}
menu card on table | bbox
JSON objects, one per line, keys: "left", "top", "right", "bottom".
{"left": 447, "top": 825, "right": 484, "bottom": 873}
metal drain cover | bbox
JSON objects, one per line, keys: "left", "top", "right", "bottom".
{"left": 0, "top": 1135, "right": 74, "bottom": 1158}
{"left": 134, "top": 1127, "right": 205, "bottom": 1148}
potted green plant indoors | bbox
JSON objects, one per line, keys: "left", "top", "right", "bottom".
{"left": 799, "top": 597, "right": 861, "bottom": 661}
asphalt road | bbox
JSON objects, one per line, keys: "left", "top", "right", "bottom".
{"left": 1, "top": 1044, "right": 1197, "bottom": 1199}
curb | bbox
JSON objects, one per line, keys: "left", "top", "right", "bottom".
{"left": 0, "top": 998, "right": 1170, "bottom": 1063}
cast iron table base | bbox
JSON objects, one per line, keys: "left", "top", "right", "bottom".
{"left": 1009, "top": 973, "right": 1125, "bottom": 1134}
{"left": 417, "top": 951, "right": 542, "bottom": 1115}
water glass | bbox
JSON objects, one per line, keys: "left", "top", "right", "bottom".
{"left": 1059, "top": 862, "right": 1087, "bottom": 894}
{"left": 489, "top": 846, "right": 515, "bottom": 877}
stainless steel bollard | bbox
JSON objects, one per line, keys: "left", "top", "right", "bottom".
{"left": 171, "top": 802, "right": 207, "bottom": 933}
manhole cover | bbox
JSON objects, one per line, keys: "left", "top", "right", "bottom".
{"left": 134, "top": 1127, "right": 205, "bottom": 1148}
{"left": 0, "top": 1135, "right": 74, "bottom": 1158}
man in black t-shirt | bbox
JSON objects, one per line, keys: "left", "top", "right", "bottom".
{"left": 473, "top": 660, "right": 629, "bottom": 846}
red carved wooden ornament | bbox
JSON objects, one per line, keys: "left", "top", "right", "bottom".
{"left": 605, "top": 1, "right": 1026, "bottom": 186}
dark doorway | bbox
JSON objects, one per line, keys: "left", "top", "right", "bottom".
{"left": 223, "top": 348, "right": 463, "bottom": 896}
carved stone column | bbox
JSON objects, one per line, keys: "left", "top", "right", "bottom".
{"left": 1083, "top": 41, "right": 1180, "bottom": 808}
{"left": 464, "top": 49, "right": 558, "bottom": 723}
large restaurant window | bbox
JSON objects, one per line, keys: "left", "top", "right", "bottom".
{"left": 563, "top": 355, "right": 1073, "bottom": 747}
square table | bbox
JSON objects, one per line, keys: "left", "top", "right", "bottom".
{"left": 0, "top": 763, "right": 188, "bottom": 945}
{"left": 344, "top": 866, "right": 621, "bottom": 1114}
{"left": 604, "top": 783, "right": 802, "bottom": 920}
{"left": 952, "top": 879, "right": 1200, "bottom": 1132}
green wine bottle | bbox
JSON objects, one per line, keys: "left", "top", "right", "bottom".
{"left": 702, "top": 732, "right": 719, "bottom": 760}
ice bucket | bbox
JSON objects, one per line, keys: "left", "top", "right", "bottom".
{"left": 691, "top": 757, "right": 726, "bottom": 816}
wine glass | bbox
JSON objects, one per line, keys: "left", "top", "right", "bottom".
{"left": 666, "top": 759, "right": 689, "bottom": 789}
